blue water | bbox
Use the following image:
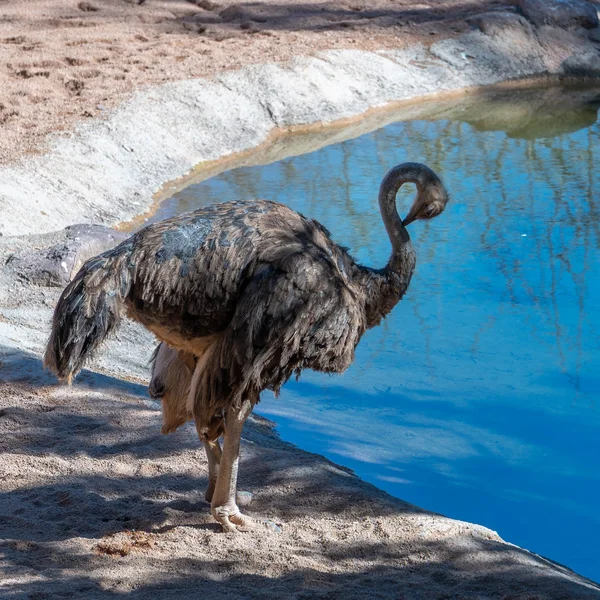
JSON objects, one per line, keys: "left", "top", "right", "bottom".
{"left": 154, "top": 88, "right": 600, "bottom": 581}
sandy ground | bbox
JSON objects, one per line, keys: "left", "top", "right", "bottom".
{"left": 0, "top": 0, "right": 510, "bottom": 165}
{"left": 2, "top": 370, "right": 599, "bottom": 600}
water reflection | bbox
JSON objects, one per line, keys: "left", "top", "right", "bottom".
{"left": 152, "top": 86, "right": 600, "bottom": 581}
{"left": 447, "top": 86, "right": 600, "bottom": 139}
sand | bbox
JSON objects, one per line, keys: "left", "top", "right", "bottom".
{"left": 0, "top": 0, "right": 509, "bottom": 165}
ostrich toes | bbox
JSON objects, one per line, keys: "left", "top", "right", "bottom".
{"left": 228, "top": 511, "right": 255, "bottom": 531}
{"left": 228, "top": 513, "right": 282, "bottom": 533}
{"left": 212, "top": 507, "right": 253, "bottom": 533}
{"left": 212, "top": 505, "right": 281, "bottom": 533}
{"left": 218, "top": 513, "right": 242, "bottom": 533}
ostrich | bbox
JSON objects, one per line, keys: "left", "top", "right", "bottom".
{"left": 44, "top": 162, "right": 448, "bottom": 532}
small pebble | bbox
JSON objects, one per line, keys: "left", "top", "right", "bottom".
{"left": 262, "top": 520, "right": 282, "bottom": 534}
{"left": 236, "top": 491, "right": 253, "bottom": 507}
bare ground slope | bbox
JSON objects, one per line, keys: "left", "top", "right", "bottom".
{"left": 0, "top": 0, "right": 507, "bottom": 164}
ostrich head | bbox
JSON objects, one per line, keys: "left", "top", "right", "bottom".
{"left": 378, "top": 162, "right": 449, "bottom": 258}
{"left": 401, "top": 167, "right": 449, "bottom": 227}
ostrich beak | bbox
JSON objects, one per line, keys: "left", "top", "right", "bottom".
{"left": 402, "top": 206, "right": 419, "bottom": 227}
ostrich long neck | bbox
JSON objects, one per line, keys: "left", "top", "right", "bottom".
{"left": 360, "top": 165, "right": 423, "bottom": 328}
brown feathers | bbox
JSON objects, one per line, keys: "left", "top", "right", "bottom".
{"left": 45, "top": 163, "right": 448, "bottom": 442}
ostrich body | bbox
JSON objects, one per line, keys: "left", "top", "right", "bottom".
{"left": 44, "top": 162, "right": 448, "bottom": 532}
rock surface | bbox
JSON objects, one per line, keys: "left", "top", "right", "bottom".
{"left": 5, "top": 224, "right": 128, "bottom": 286}
{"left": 467, "top": 10, "right": 532, "bottom": 35}
{"left": 516, "top": 0, "right": 599, "bottom": 29}
{"left": 1, "top": 22, "right": 600, "bottom": 237}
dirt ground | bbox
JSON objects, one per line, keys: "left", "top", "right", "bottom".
{"left": 0, "top": 0, "right": 510, "bottom": 165}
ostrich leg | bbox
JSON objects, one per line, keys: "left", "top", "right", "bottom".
{"left": 202, "top": 439, "right": 222, "bottom": 503}
{"left": 199, "top": 429, "right": 252, "bottom": 507}
{"left": 210, "top": 398, "right": 254, "bottom": 532}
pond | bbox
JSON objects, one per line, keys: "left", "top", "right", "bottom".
{"left": 149, "top": 86, "right": 600, "bottom": 581}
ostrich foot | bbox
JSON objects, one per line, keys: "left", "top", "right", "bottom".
{"left": 214, "top": 507, "right": 254, "bottom": 533}
{"left": 212, "top": 505, "right": 281, "bottom": 534}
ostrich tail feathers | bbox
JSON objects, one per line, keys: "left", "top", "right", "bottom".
{"left": 44, "top": 250, "right": 131, "bottom": 382}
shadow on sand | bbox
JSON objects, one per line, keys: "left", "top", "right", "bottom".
{"left": 34, "top": 0, "right": 510, "bottom": 40}
{"left": 1, "top": 345, "right": 599, "bottom": 598}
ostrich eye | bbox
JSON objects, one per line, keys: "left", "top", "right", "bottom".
{"left": 424, "top": 205, "right": 438, "bottom": 218}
